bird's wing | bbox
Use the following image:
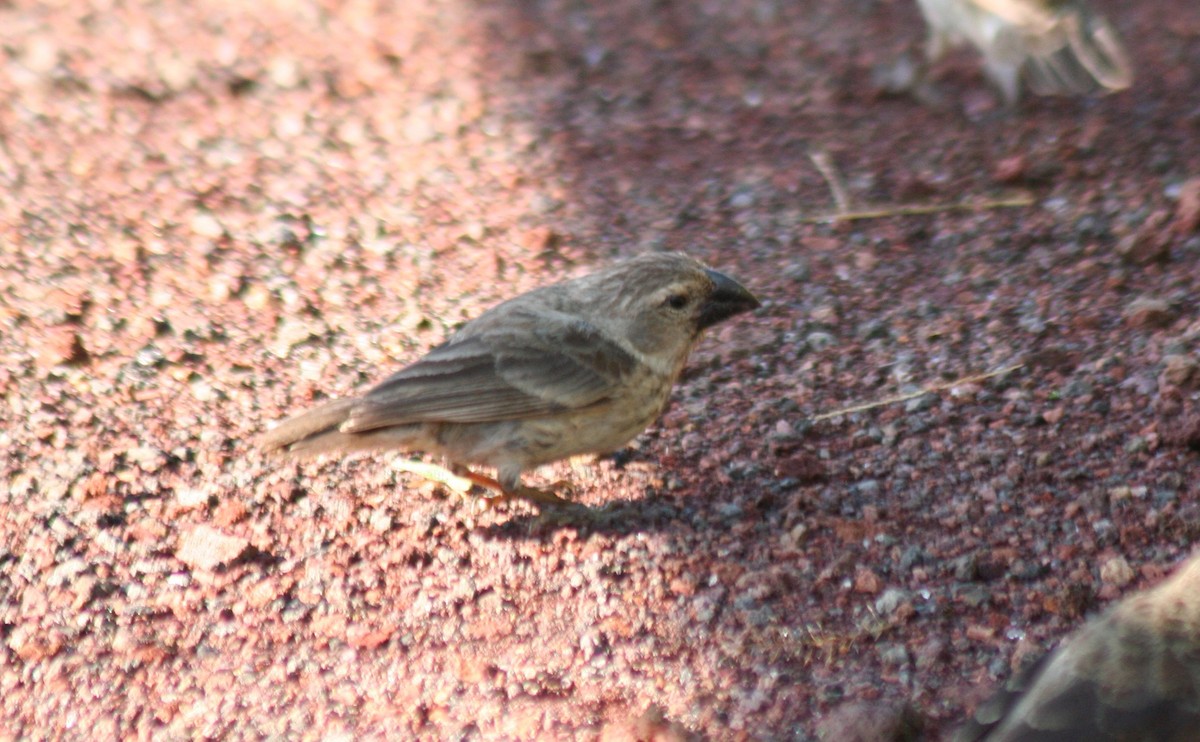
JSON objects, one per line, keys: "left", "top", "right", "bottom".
{"left": 958, "top": 621, "right": 1200, "bottom": 740}
{"left": 341, "top": 316, "right": 639, "bottom": 430}
{"left": 955, "top": 557, "right": 1200, "bottom": 741}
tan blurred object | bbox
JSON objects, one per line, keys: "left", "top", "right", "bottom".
{"left": 915, "top": 0, "right": 1133, "bottom": 104}
{"left": 954, "top": 550, "right": 1200, "bottom": 741}
{"left": 260, "top": 252, "right": 759, "bottom": 507}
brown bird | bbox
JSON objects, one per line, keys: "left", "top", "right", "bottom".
{"left": 260, "top": 252, "right": 760, "bottom": 506}
{"left": 954, "top": 550, "right": 1200, "bottom": 741}
{"left": 914, "top": 0, "right": 1133, "bottom": 105}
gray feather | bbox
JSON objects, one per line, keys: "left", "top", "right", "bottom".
{"left": 258, "top": 397, "right": 358, "bottom": 455}
{"left": 955, "top": 554, "right": 1200, "bottom": 741}
{"left": 342, "top": 317, "right": 638, "bottom": 431}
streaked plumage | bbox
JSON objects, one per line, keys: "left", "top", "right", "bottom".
{"left": 260, "top": 252, "right": 759, "bottom": 505}
{"left": 955, "top": 551, "right": 1200, "bottom": 741}
{"left": 915, "top": 0, "right": 1133, "bottom": 104}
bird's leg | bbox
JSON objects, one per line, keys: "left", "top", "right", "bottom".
{"left": 513, "top": 481, "right": 577, "bottom": 505}
{"left": 391, "top": 458, "right": 474, "bottom": 494}
{"left": 391, "top": 458, "right": 577, "bottom": 508}
{"left": 491, "top": 479, "right": 576, "bottom": 507}
{"left": 399, "top": 462, "right": 512, "bottom": 501}
{"left": 485, "top": 471, "right": 576, "bottom": 507}
{"left": 983, "top": 55, "right": 1021, "bottom": 107}
{"left": 925, "top": 29, "right": 948, "bottom": 65}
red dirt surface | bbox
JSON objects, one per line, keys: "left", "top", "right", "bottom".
{"left": 2, "top": 0, "right": 1198, "bottom": 739}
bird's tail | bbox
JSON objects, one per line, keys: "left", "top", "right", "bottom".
{"left": 258, "top": 397, "right": 362, "bottom": 457}
{"left": 1025, "top": 9, "right": 1132, "bottom": 96}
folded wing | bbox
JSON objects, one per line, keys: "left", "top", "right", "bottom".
{"left": 343, "top": 316, "right": 638, "bottom": 430}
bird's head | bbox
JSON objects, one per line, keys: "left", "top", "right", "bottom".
{"left": 589, "top": 252, "right": 760, "bottom": 368}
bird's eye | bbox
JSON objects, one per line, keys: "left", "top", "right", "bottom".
{"left": 663, "top": 293, "right": 689, "bottom": 310}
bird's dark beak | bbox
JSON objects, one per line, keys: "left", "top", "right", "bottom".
{"left": 697, "top": 268, "right": 760, "bottom": 331}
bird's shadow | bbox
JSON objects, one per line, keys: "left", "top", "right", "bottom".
{"left": 475, "top": 491, "right": 694, "bottom": 540}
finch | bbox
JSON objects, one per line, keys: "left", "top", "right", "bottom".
{"left": 915, "top": 0, "right": 1133, "bottom": 105}
{"left": 260, "top": 252, "right": 760, "bottom": 506}
{"left": 954, "top": 550, "right": 1200, "bottom": 741}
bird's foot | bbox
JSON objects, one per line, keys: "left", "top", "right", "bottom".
{"left": 448, "top": 470, "right": 578, "bottom": 509}
{"left": 483, "top": 481, "right": 577, "bottom": 509}
{"left": 515, "top": 481, "right": 577, "bottom": 505}
{"left": 391, "top": 459, "right": 582, "bottom": 511}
